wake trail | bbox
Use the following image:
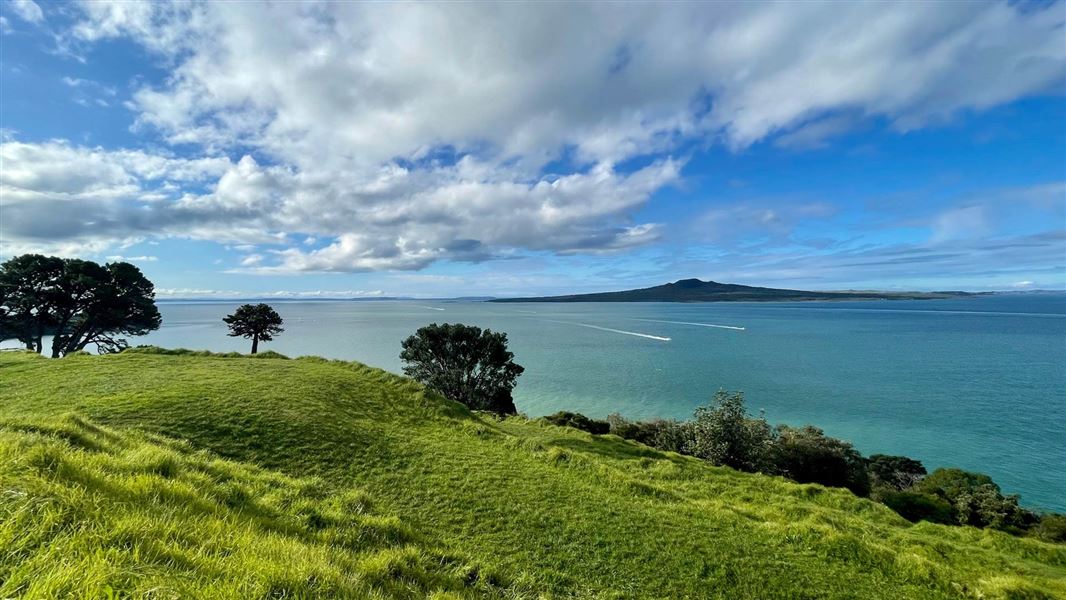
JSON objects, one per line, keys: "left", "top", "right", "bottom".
{"left": 546, "top": 319, "right": 671, "bottom": 341}
{"left": 631, "top": 318, "right": 745, "bottom": 331}
{"left": 417, "top": 305, "right": 445, "bottom": 311}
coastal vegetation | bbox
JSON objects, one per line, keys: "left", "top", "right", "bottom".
{"left": 1, "top": 349, "right": 1064, "bottom": 598}
{"left": 0, "top": 254, "right": 161, "bottom": 357}
{"left": 553, "top": 395, "right": 1063, "bottom": 542}
{"left": 400, "top": 323, "right": 524, "bottom": 415}
{"left": 223, "top": 303, "right": 285, "bottom": 355}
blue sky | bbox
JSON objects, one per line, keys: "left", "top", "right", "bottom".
{"left": 1, "top": 1, "right": 1064, "bottom": 298}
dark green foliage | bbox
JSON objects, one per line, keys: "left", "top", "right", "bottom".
{"left": 543, "top": 411, "right": 609, "bottom": 434}
{"left": 223, "top": 303, "right": 284, "bottom": 354}
{"left": 917, "top": 468, "right": 1034, "bottom": 531}
{"left": 878, "top": 491, "right": 955, "bottom": 524}
{"left": 916, "top": 468, "right": 995, "bottom": 501}
{"left": 772, "top": 426, "right": 871, "bottom": 496}
{"left": 400, "top": 323, "right": 524, "bottom": 415}
{"left": 0, "top": 254, "right": 161, "bottom": 357}
{"left": 606, "top": 414, "right": 693, "bottom": 453}
{"left": 0, "top": 254, "right": 64, "bottom": 352}
{"left": 867, "top": 454, "right": 927, "bottom": 491}
{"left": 1031, "top": 514, "right": 1066, "bottom": 543}
{"left": 954, "top": 485, "right": 1034, "bottom": 532}
{"left": 689, "top": 390, "right": 774, "bottom": 472}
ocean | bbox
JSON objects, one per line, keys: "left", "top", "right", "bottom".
{"left": 22, "top": 294, "right": 1066, "bottom": 511}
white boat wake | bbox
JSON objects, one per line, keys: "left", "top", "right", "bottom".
{"left": 547, "top": 320, "right": 671, "bottom": 341}
{"left": 631, "top": 318, "right": 745, "bottom": 331}
{"left": 417, "top": 305, "right": 446, "bottom": 311}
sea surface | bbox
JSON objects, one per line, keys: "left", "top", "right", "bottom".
{"left": 15, "top": 294, "right": 1066, "bottom": 511}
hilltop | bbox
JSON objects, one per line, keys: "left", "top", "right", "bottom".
{"left": 491, "top": 278, "right": 974, "bottom": 303}
{"left": 1, "top": 350, "right": 1063, "bottom": 598}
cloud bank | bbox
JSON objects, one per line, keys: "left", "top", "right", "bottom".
{"left": 2, "top": 1, "right": 1064, "bottom": 273}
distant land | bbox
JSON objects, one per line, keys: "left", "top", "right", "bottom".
{"left": 491, "top": 278, "right": 979, "bottom": 303}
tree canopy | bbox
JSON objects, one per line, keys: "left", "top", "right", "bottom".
{"left": 223, "top": 304, "right": 284, "bottom": 354}
{"left": 0, "top": 254, "right": 161, "bottom": 357}
{"left": 689, "top": 390, "right": 774, "bottom": 472}
{"left": 400, "top": 323, "right": 524, "bottom": 415}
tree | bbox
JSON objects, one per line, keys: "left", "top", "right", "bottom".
{"left": 689, "top": 390, "right": 774, "bottom": 473}
{"left": 0, "top": 254, "right": 64, "bottom": 352}
{"left": 867, "top": 454, "right": 927, "bottom": 491}
{"left": 916, "top": 468, "right": 1034, "bottom": 531}
{"left": 399, "top": 323, "right": 524, "bottom": 415}
{"left": 1031, "top": 514, "right": 1066, "bottom": 543}
{"left": 773, "top": 425, "right": 871, "bottom": 496}
{"left": 0, "top": 254, "right": 161, "bottom": 357}
{"left": 223, "top": 303, "right": 284, "bottom": 354}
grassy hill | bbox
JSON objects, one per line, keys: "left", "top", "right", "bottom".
{"left": 1, "top": 350, "right": 1063, "bottom": 599}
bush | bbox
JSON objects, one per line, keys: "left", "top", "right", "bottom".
{"left": 915, "top": 468, "right": 994, "bottom": 501}
{"left": 917, "top": 468, "right": 1033, "bottom": 532}
{"left": 954, "top": 485, "right": 1034, "bottom": 532}
{"left": 878, "top": 490, "right": 955, "bottom": 524}
{"left": 772, "top": 426, "right": 871, "bottom": 497}
{"left": 542, "top": 412, "right": 610, "bottom": 435}
{"left": 867, "top": 454, "right": 926, "bottom": 491}
{"left": 1030, "top": 514, "right": 1066, "bottom": 543}
{"left": 606, "top": 415, "right": 692, "bottom": 453}
{"left": 689, "top": 390, "right": 774, "bottom": 473}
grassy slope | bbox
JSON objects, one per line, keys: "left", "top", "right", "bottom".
{"left": 1, "top": 350, "right": 1063, "bottom": 599}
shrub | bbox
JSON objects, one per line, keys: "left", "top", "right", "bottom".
{"left": 1030, "top": 513, "right": 1066, "bottom": 543}
{"left": 878, "top": 490, "right": 955, "bottom": 524}
{"left": 917, "top": 468, "right": 1034, "bottom": 532}
{"left": 867, "top": 454, "right": 927, "bottom": 491}
{"left": 915, "top": 468, "right": 994, "bottom": 500}
{"left": 606, "top": 414, "right": 692, "bottom": 453}
{"left": 953, "top": 485, "right": 1034, "bottom": 532}
{"left": 772, "top": 426, "right": 871, "bottom": 497}
{"left": 689, "top": 390, "right": 774, "bottom": 473}
{"left": 542, "top": 411, "right": 610, "bottom": 435}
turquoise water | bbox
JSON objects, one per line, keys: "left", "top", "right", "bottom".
{"left": 54, "top": 295, "right": 1066, "bottom": 510}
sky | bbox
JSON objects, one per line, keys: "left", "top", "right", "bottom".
{"left": 1, "top": 1, "right": 1064, "bottom": 298}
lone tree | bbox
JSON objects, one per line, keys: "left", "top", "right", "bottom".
{"left": 223, "top": 303, "right": 284, "bottom": 354}
{"left": 0, "top": 254, "right": 161, "bottom": 357}
{"left": 400, "top": 323, "right": 524, "bottom": 415}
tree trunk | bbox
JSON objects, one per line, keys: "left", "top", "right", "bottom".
{"left": 251, "top": 334, "right": 259, "bottom": 354}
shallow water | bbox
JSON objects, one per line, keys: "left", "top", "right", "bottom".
{"left": 23, "top": 294, "right": 1066, "bottom": 511}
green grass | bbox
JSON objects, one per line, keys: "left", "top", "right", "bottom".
{"left": 1, "top": 349, "right": 1064, "bottom": 599}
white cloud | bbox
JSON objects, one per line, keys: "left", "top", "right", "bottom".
{"left": 66, "top": 2, "right": 1063, "bottom": 162}
{"left": 2, "top": 136, "right": 681, "bottom": 269}
{"left": 930, "top": 205, "right": 990, "bottom": 243}
{"left": 9, "top": 0, "right": 43, "bottom": 24}
{"left": 105, "top": 255, "right": 158, "bottom": 262}
{"left": 240, "top": 253, "right": 264, "bottom": 267}
{"left": 6, "top": 2, "right": 1063, "bottom": 273}
{"left": 155, "top": 288, "right": 387, "bottom": 299}
{"left": 0, "top": 139, "right": 230, "bottom": 200}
